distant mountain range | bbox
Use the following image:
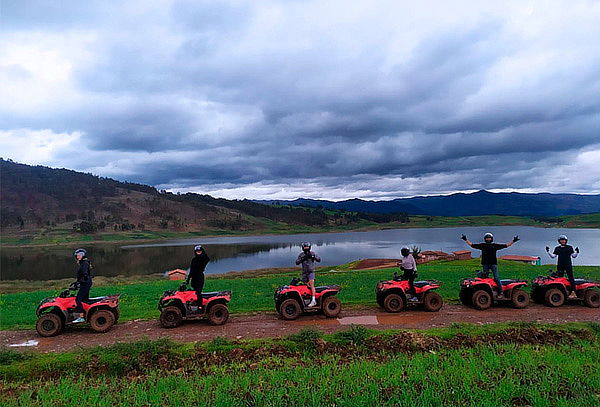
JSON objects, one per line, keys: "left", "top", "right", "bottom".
{"left": 257, "top": 190, "right": 600, "bottom": 217}
{"left": 2, "top": 159, "right": 598, "bottom": 239}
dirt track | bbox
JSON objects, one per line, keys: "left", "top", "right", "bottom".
{"left": 1, "top": 304, "right": 598, "bottom": 353}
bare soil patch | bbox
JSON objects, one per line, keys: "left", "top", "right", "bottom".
{"left": 1, "top": 304, "right": 598, "bottom": 353}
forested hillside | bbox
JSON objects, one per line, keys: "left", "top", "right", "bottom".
{"left": 0, "top": 160, "right": 408, "bottom": 236}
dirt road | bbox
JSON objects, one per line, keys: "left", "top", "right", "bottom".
{"left": 1, "top": 304, "right": 598, "bottom": 352}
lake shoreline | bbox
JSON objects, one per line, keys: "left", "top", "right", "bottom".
{"left": 2, "top": 216, "right": 597, "bottom": 249}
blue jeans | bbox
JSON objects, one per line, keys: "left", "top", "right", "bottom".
{"left": 483, "top": 264, "right": 502, "bottom": 293}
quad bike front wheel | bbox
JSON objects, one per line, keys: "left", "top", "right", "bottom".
{"left": 322, "top": 296, "right": 342, "bottom": 318}
{"left": 544, "top": 288, "right": 565, "bottom": 307}
{"left": 160, "top": 306, "right": 183, "bottom": 328}
{"left": 472, "top": 290, "right": 492, "bottom": 310}
{"left": 207, "top": 304, "right": 229, "bottom": 325}
{"left": 423, "top": 291, "right": 443, "bottom": 312}
{"left": 511, "top": 289, "right": 530, "bottom": 309}
{"left": 36, "top": 313, "right": 63, "bottom": 337}
{"left": 583, "top": 289, "right": 600, "bottom": 308}
{"left": 383, "top": 293, "right": 405, "bottom": 313}
{"left": 280, "top": 298, "right": 302, "bottom": 320}
{"left": 89, "top": 310, "right": 116, "bottom": 333}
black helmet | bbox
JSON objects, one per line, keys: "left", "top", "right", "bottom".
{"left": 400, "top": 247, "right": 410, "bottom": 256}
{"left": 301, "top": 241, "right": 311, "bottom": 250}
{"left": 73, "top": 248, "right": 87, "bottom": 258}
{"left": 194, "top": 245, "right": 203, "bottom": 252}
{"left": 557, "top": 235, "right": 568, "bottom": 243}
{"left": 484, "top": 232, "right": 494, "bottom": 241}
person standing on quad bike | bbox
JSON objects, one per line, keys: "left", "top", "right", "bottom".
{"left": 397, "top": 247, "right": 417, "bottom": 298}
{"left": 72, "top": 248, "right": 93, "bottom": 323}
{"left": 296, "top": 242, "right": 321, "bottom": 307}
{"left": 186, "top": 245, "right": 210, "bottom": 307}
{"left": 461, "top": 233, "right": 520, "bottom": 298}
{"left": 546, "top": 235, "right": 579, "bottom": 298}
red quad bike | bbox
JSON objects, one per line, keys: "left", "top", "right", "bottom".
{"left": 531, "top": 271, "right": 600, "bottom": 308}
{"left": 274, "top": 278, "right": 342, "bottom": 320}
{"left": 158, "top": 283, "right": 231, "bottom": 328}
{"left": 36, "top": 287, "right": 121, "bottom": 337}
{"left": 460, "top": 270, "right": 530, "bottom": 310}
{"left": 376, "top": 272, "right": 443, "bottom": 312}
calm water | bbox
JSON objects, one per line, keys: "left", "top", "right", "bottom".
{"left": 1, "top": 226, "right": 598, "bottom": 281}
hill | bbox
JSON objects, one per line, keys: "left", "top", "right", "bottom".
{"left": 0, "top": 159, "right": 407, "bottom": 238}
{"left": 259, "top": 190, "right": 600, "bottom": 217}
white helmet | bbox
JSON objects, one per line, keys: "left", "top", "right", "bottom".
{"left": 483, "top": 233, "right": 494, "bottom": 241}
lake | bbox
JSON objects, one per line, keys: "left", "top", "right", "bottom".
{"left": 1, "top": 226, "right": 598, "bottom": 281}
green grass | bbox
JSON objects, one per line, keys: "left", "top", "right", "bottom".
{"left": 1, "top": 324, "right": 598, "bottom": 406}
{"left": 1, "top": 259, "right": 599, "bottom": 330}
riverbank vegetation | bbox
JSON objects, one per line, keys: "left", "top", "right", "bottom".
{"left": 2, "top": 213, "right": 598, "bottom": 248}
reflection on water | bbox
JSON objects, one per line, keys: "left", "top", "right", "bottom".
{"left": 0, "top": 243, "right": 291, "bottom": 281}
{"left": 2, "top": 226, "right": 599, "bottom": 280}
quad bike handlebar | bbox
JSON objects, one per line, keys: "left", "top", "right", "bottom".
{"left": 476, "top": 270, "right": 490, "bottom": 279}
{"left": 59, "top": 285, "right": 79, "bottom": 298}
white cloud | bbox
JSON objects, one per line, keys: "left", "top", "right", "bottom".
{"left": 1, "top": 1, "right": 600, "bottom": 199}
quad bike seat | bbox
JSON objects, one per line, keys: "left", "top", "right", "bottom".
{"left": 500, "top": 279, "right": 519, "bottom": 285}
{"left": 413, "top": 281, "right": 431, "bottom": 288}
{"left": 573, "top": 278, "right": 589, "bottom": 285}
{"left": 84, "top": 296, "right": 108, "bottom": 304}
{"left": 200, "top": 291, "right": 229, "bottom": 299}
{"left": 315, "top": 286, "right": 333, "bottom": 293}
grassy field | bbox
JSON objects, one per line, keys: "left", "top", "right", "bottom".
{"left": 1, "top": 259, "right": 599, "bottom": 330}
{"left": 2, "top": 213, "right": 598, "bottom": 247}
{"left": 1, "top": 323, "right": 598, "bottom": 406}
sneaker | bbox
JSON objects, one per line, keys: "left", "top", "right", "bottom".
{"left": 308, "top": 299, "right": 317, "bottom": 307}
{"left": 568, "top": 292, "right": 578, "bottom": 299}
{"left": 496, "top": 293, "right": 504, "bottom": 299}
{"left": 72, "top": 317, "right": 86, "bottom": 324}
{"left": 408, "top": 296, "right": 419, "bottom": 302}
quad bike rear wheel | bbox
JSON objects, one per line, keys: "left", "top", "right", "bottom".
{"left": 322, "top": 296, "right": 342, "bottom": 318}
{"left": 207, "top": 304, "right": 229, "bottom": 325}
{"left": 280, "top": 298, "right": 302, "bottom": 320}
{"left": 36, "top": 313, "right": 63, "bottom": 337}
{"left": 511, "top": 289, "right": 529, "bottom": 309}
{"left": 544, "top": 288, "right": 565, "bottom": 307}
{"left": 583, "top": 289, "right": 600, "bottom": 308}
{"left": 423, "top": 291, "right": 443, "bottom": 312}
{"left": 472, "top": 290, "right": 492, "bottom": 310}
{"left": 160, "top": 306, "right": 183, "bottom": 328}
{"left": 89, "top": 309, "right": 116, "bottom": 333}
{"left": 383, "top": 293, "right": 405, "bottom": 313}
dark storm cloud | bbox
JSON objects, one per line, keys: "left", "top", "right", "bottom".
{"left": 2, "top": 1, "right": 600, "bottom": 198}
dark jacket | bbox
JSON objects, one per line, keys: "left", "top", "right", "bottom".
{"left": 553, "top": 245, "right": 575, "bottom": 269}
{"left": 188, "top": 253, "right": 210, "bottom": 282}
{"left": 76, "top": 259, "right": 92, "bottom": 285}
{"left": 471, "top": 242, "right": 508, "bottom": 265}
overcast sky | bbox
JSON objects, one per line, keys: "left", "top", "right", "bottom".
{"left": 1, "top": 0, "right": 599, "bottom": 200}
